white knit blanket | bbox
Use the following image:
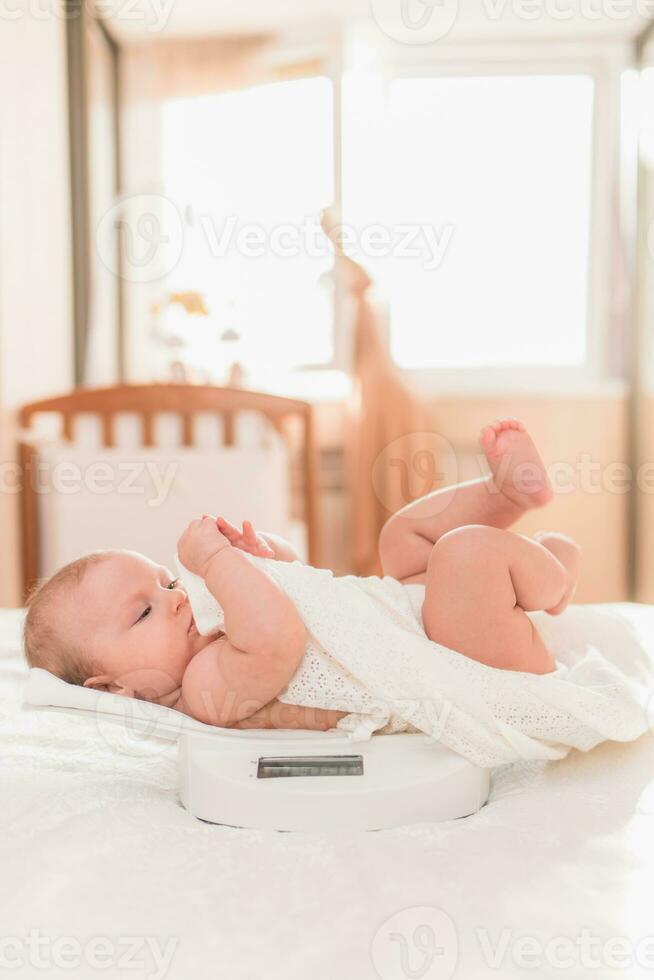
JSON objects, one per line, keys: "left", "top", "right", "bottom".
{"left": 176, "top": 555, "right": 654, "bottom": 768}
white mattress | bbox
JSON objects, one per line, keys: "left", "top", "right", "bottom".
{"left": 3, "top": 606, "right": 654, "bottom": 979}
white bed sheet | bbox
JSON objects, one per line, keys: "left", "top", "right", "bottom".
{"left": 2, "top": 606, "right": 654, "bottom": 980}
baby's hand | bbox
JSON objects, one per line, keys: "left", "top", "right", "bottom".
{"left": 178, "top": 515, "right": 231, "bottom": 578}
{"left": 216, "top": 517, "right": 275, "bottom": 558}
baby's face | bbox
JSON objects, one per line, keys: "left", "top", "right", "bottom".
{"left": 61, "top": 551, "right": 209, "bottom": 701}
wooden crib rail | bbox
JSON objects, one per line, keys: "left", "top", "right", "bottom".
{"left": 18, "top": 383, "right": 319, "bottom": 598}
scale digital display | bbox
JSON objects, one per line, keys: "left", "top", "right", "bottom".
{"left": 257, "top": 755, "right": 364, "bottom": 779}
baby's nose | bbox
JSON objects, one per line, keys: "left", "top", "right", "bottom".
{"left": 171, "top": 588, "right": 187, "bottom": 613}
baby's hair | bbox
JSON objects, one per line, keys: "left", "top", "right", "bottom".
{"left": 23, "top": 551, "right": 117, "bottom": 686}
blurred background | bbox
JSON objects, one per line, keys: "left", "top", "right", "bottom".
{"left": 3, "top": 0, "right": 654, "bottom": 605}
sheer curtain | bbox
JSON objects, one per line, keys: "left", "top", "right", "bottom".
{"left": 321, "top": 214, "right": 437, "bottom": 577}
{"left": 346, "top": 267, "right": 436, "bottom": 577}
{"left": 119, "top": 36, "right": 328, "bottom": 381}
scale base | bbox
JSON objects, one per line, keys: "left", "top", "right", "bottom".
{"left": 178, "top": 729, "right": 490, "bottom": 832}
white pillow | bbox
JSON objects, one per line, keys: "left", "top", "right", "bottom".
{"left": 24, "top": 667, "right": 215, "bottom": 740}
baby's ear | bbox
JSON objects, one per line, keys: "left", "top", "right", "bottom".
{"left": 83, "top": 675, "right": 134, "bottom": 698}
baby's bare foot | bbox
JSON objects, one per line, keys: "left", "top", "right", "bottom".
{"left": 534, "top": 531, "right": 582, "bottom": 615}
{"left": 480, "top": 418, "right": 553, "bottom": 510}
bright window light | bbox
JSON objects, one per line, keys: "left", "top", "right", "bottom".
{"left": 161, "top": 77, "right": 334, "bottom": 372}
{"left": 342, "top": 73, "right": 595, "bottom": 369}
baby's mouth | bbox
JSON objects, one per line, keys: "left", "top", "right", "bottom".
{"left": 188, "top": 615, "right": 197, "bottom": 636}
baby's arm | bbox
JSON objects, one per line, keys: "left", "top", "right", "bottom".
{"left": 177, "top": 518, "right": 307, "bottom": 727}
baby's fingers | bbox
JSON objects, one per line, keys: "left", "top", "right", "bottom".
{"left": 216, "top": 516, "right": 241, "bottom": 543}
{"left": 243, "top": 520, "right": 274, "bottom": 557}
{"left": 242, "top": 520, "right": 258, "bottom": 545}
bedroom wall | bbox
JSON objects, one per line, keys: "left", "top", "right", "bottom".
{"left": 0, "top": 16, "right": 74, "bottom": 607}
{"left": 316, "top": 392, "right": 629, "bottom": 602}
{"left": 432, "top": 393, "right": 629, "bottom": 602}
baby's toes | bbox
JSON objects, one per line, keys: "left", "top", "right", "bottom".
{"left": 496, "top": 417, "right": 524, "bottom": 432}
{"left": 480, "top": 425, "right": 498, "bottom": 447}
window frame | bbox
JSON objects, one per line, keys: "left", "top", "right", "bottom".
{"left": 327, "top": 38, "right": 634, "bottom": 395}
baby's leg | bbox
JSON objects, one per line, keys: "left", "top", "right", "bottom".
{"left": 420, "top": 526, "right": 580, "bottom": 674}
{"left": 532, "top": 531, "right": 582, "bottom": 614}
{"left": 380, "top": 419, "right": 552, "bottom": 583}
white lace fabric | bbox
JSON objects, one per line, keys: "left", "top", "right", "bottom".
{"left": 177, "top": 555, "right": 654, "bottom": 766}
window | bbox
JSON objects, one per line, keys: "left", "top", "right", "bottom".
{"left": 161, "top": 76, "right": 334, "bottom": 374}
{"left": 342, "top": 71, "right": 595, "bottom": 373}
{"left": 159, "top": 55, "right": 610, "bottom": 391}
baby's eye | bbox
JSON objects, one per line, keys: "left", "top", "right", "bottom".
{"left": 137, "top": 605, "right": 152, "bottom": 622}
{"left": 166, "top": 579, "right": 179, "bottom": 590}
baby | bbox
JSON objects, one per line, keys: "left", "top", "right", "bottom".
{"left": 23, "top": 419, "right": 581, "bottom": 733}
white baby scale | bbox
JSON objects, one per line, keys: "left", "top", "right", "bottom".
{"left": 25, "top": 668, "right": 490, "bottom": 832}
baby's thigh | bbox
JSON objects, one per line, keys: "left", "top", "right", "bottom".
{"left": 421, "top": 526, "right": 554, "bottom": 673}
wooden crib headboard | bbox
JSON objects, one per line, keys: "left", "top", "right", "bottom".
{"left": 18, "top": 383, "right": 319, "bottom": 599}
